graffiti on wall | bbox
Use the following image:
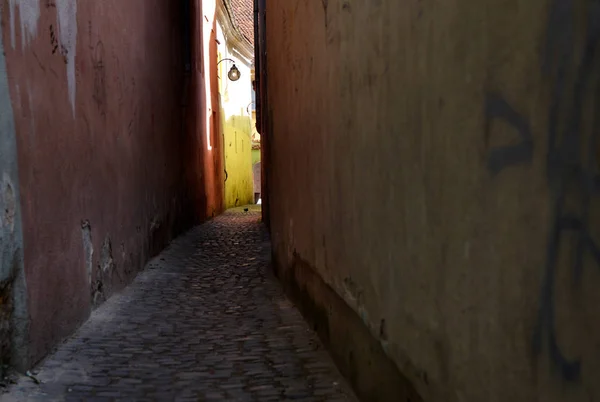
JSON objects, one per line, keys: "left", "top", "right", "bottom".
{"left": 49, "top": 24, "right": 68, "bottom": 64}
{"left": 484, "top": 0, "right": 600, "bottom": 381}
{"left": 484, "top": 92, "right": 534, "bottom": 175}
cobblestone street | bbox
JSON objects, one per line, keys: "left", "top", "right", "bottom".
{"left": 1, "top": 209, "right": 357, "bottom": 402}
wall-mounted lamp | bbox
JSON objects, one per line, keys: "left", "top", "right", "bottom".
{"left": 217, "top": 58, "right": 241, "bottom": 81}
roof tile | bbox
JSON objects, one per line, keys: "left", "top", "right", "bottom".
{"left": 229, "top": 0, "right": 254, "bottom": 47}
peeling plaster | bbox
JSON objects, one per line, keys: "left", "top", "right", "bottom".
{"left": 81, "top": 220, "right": 93, "bottom": 286}
{"left": 56, "top": 0, "right": 77, "bottom": 116}
{"left": 91, "top": 236, "right": 115, "bottom": 307}
{"left": 8, "top": 0, "right": 41, "bottom": 50}
{"left": 100, "top": 236, "right": 114, "bottom": 274}
{"left": 2, "top": 174, "right": 16, "bottom": 233}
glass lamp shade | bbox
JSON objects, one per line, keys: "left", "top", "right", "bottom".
{"left": 228, "top": 65, "right": 241, "bottom": 81}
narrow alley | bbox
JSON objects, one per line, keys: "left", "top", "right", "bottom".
{"left": 2, "top": 0, "right": 600, "bottom": 401}
{"left": 1, "top": 209, "right": 356, "bottom": 402}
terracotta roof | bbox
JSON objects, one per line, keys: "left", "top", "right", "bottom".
{"left": 228, "top": 0, "right": 254, "bottom": 47}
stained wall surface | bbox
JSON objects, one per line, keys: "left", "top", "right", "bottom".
{"left": 264, "top": 0, "right": 600, "bottom": 401}
{"left": 0, "top": 3, "right": 26, "bottom": 372}
{"left": 0, "top": 0, "right": 220, "bottom": 368}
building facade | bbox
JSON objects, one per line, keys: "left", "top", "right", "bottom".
{"left": 0, "top": 0, "right": 222, "bottom": 372}
{"left": 261, "top": 0, "right": 600, "bottom": 401}
{"left": 216, "top": 0, "right": 255, "bottom": 209}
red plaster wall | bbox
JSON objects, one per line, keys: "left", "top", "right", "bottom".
{"left": 184, "top": 0, "right": 224, "bottom": 223}
{"left": 1, "top": 0, "right": 221, "bottom": 367}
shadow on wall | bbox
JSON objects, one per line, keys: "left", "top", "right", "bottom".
{"left": 264, "top": 0, "right": 600, "bottom": 401}
{"left": 223, "top": 114, "right": 254, "bottom": 208}
{"left": 253, "top": 161, "right": 261, "bottom": 203}
{"left": 484, "top": 0, "right": 600, "bottom": 387}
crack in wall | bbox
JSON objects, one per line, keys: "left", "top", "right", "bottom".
{"left": 80, "top": 220, "right": 93, "bottom": 287}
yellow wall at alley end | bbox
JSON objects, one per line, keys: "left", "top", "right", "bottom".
{"left": 223, "top": 114, "right": 253, "bottom": 208}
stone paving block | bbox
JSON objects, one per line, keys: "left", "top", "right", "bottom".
{"left": 0, "top": 210, "right": 357, "bottom": 402}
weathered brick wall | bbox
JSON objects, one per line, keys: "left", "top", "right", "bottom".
{"left": 265, "top": 0, "right": 600, "bottom": 401}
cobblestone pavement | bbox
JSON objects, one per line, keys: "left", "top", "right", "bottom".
{"left": 1, "top": 209, "right": 357, "bottom": 402}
